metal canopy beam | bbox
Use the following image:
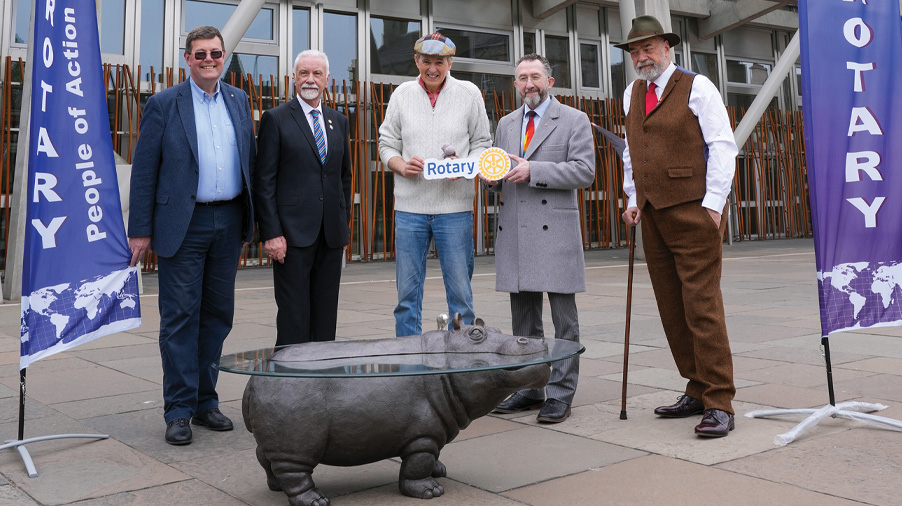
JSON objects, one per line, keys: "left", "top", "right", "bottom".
{"left": 698, "top": 0, "right": 792, "bottom": 40}
{"left": 221, "top": 0, "right": 267, "bottom": 55}
{"left": 532, "top": 0, "right": 578, "bottom": 20}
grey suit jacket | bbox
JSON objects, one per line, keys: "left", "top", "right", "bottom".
{"left": 491, "top": 97, "right": 595, "bottom": 294}
{"left": 128, "top": 80, "right": 256, "bottom": 258}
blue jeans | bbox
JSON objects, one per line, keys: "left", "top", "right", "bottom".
{"left": 394, "top": 211, "right": 475, "bottom": 337}
{"left": 157, "top": 202, "right": 242, "bottom": 424}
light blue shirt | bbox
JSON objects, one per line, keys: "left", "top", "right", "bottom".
{"left": 520, "top": 96, "right": 552, "bottom": 154}
{"left": 190, "top": 77, "right": 241, "bottom": 202}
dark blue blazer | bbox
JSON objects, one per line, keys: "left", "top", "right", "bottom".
{"left": 128, "top": 80, "right": 255, "bottom": 258}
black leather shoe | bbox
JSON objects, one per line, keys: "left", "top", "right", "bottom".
{"left": 536, "top": 399, "right": 571, "bottom": 423}
{"left": 192, "top": 408, "right": 234, "bottom": 431}
{"left": 654, "top": 395, "right": 705, "bottom": 418}
{"left": 165, "top": 418, "right": 192, "bottom": 445}
{"left": 695, "top": 409, "right": 735, "bottom": 437}
{"left": 493, "top": 392, "right": 545, "bottom": 414}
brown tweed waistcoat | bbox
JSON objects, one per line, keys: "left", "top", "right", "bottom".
{"left": 625, "top": 68, "right": 707, "bottom": 210}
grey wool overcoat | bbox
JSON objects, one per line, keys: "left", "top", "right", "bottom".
{"left": 490, "top": 97, "right": 596, "bottom": 294}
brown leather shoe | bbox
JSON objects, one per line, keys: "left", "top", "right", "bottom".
{"left": 694, "top": 409, "right": 735, "bottom": 437}
{"left": 653, "top": 395, "right": 704, "bottom": 418}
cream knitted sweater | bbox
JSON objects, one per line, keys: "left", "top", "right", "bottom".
{"left": 378, "top": 75, "right": 492, "bottom": 214}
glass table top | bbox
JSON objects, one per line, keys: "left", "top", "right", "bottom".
{"left": 215, "top": 338, "right": 584, "bottom": 378}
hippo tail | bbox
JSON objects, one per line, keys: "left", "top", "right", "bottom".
{"left": 242, "top": 379, "right": 253, "bottom": 433}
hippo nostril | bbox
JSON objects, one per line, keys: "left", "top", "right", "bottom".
{"left": 517, "top": 337, "right": 528, "bottom": 345}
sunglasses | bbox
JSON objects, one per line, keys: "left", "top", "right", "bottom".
{"left": 192, "top": 50, "right": 224, "bottom": 60}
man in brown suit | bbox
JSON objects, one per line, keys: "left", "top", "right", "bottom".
{"left": 617, "top": 16, "right": 739, "bottom": 437}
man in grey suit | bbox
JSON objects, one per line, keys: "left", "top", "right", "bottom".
{"left": 488, "top": 53, "right": 595, "bottom": 423}
{"left": 128, "top": 26, "right": 255, "bottom": 445}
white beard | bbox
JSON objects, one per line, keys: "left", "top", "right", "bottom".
{"left": 636, "top": 61, "right": 665, "bottom": 82}
{"left": 300, "top": 87, "right": 321, "bottom": 101}
{"left": 522, "top": 89, "right": 547, "bottom": 109}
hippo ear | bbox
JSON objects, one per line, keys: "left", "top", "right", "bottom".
{"left": 475, "top": 317, "right": 485, "bottom": 327}
{"left": 452, "top": 313, "right": 462, "bottom": 330}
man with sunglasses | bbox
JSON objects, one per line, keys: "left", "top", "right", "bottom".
{"left": 129, "top": 26, "right": 255, "bottom": 446}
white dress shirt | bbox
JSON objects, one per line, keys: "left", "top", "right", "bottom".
{"left": 621, "top": 62, "right": 738, "bottom": 212}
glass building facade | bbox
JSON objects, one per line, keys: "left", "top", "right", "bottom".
{"left": 0, "top": 0, "right": 807, "bottom": 265}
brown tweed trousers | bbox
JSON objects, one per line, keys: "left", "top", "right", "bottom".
{"left": 625, "top": 69, "right": 736, "bottom": 414}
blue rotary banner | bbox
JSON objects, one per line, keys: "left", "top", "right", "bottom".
{"left": 21, "top": 0, "right": 141, "bottom": 369}
{"left": 800, "top": 0, "right": 902, "bottom": 336}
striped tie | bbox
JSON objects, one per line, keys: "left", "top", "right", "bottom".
{"left": 523, "top": 110, "right": 536, "bottom": 154}
{"left": 310, "top": 109, "right": 326, "bottom": 164}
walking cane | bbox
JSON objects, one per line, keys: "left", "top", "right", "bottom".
{"left": 620, "top": 225, "right": 637, "bottom": 420}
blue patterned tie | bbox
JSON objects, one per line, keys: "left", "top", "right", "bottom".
{"left": 310, "top": 109, "right": 326, "bottom": 164}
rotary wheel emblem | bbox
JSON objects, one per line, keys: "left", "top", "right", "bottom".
{"left": 478, "top": 148, "right": 511, "bottom": 181}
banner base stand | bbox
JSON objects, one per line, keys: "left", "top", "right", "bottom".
{"left": 745, "top": 337, "right": 902, "bottom": 445}
{"left": 745, "top": 401, "right": 902, "bottom": 446}
{"left": 1, "top": 434, "right": 109, "bottom": 478}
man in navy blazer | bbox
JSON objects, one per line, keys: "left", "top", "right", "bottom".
{"left": 254, "top": 50, "right": 352, "bottom": 347}
{"left": 128, "top": 26, "right": 255, "bottom": 445}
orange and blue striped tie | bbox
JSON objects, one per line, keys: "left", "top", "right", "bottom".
{"left": 311, "top": 109, "right": 326, "bottom": 164}
{"left": 523, "top": 110, "right": 536, "bottom": 153}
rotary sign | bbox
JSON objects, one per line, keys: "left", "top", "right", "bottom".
{"left": 422, "top": 147, "right": 511, "bottom": 181}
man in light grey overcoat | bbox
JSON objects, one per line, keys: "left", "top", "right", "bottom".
{"left": 487, "top": 53, "right": 595, "bottom": 423}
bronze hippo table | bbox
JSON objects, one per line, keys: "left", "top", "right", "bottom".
{"left": 215, "top": 319, "right": 583, "bottom": 506}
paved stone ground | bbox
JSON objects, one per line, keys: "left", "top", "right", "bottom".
{"left": 2, "top": 237, "right": 901, "bottom": 505}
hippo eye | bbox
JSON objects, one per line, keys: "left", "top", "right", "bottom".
{"left": 467, "top": 327, "right": 487, "bottom": 343}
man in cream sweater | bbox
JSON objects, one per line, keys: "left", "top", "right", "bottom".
{"left": 378, "top": 33, "right": 492, "bottom": 337}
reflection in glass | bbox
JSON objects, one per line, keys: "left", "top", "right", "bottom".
{"left": 609, "top": 44, "right": 626, "bottom": 99}
{"left": 728, "top": 94, "right": 777, "bottom": 111}
{"left": 223, "top": 53, "right": 279, "bottom": 81}
{"left": 545, "top": 36, "right": 571, "bottom": 88}
{"left": 523, "top": 32, "right": 536, "bottom": 55}
{"left": 452, "top": 72, "right": 514, "bottom": 125}
{"left": 370, "top": 17, "right": 420, "bottom": 76}
{"left": 185, "top": 1, "right": 274, "bottom": 41}
{"left": 292, "top": 8, "right": 310, "bottom": 60}
{"left": 14, "top": 0, "right": 30, "bottom": 44}
{"left": 580, "top": 43, "right": 600, "bottom": 88}
{"left": 324, "top": 12, "right": 358, "bottom": 92}
{"left": 140, "top": 0, "right": 165, "bottom": 83}
{"left": 100, "top": 0, "right": 126, "bottom": 54}
{"left": 726, "top": 60, "right": 771, "bottom": 85}
{"left": 435, "top": 27, "right": 510, "bottom": 62}
{"left": 691, "top": 52, "right": 719, "bottom": 89}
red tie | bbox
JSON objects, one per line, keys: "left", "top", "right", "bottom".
{"left": 523, "top": 111, "right": 536, "bottom": 153}
{"left": 646, "top": 82, "right": 658, "bottom": 116}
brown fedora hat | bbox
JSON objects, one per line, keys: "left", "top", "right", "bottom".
{"left": 614, "top": 15, "right": 680, "bottom": 51}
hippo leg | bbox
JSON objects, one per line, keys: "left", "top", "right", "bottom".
{"left": 398, "top": 440, "right": 445, "bottom": 499}
{"left": 255, "top": 446, "right": 282, "bottom": 491}
{"left": 269, "top": 459, "right": 329, "bottom": 506}
{"left": 432, "top": 460, "right": 447, "bottom": 478}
